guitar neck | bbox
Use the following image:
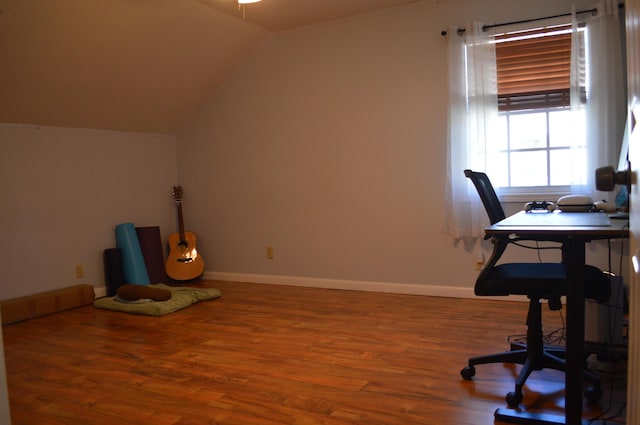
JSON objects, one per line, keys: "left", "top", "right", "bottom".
{"left": 176, "top": 203, "right": 186, "bottom": 242}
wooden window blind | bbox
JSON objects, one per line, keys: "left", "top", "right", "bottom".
{"left": 495, "top": 25, "right": 585, "bottom": 112}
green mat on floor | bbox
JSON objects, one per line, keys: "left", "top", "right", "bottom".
{"left": 94, "top": 283, "right": 220, "bottom": 316}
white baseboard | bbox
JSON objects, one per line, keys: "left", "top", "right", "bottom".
{"left": 93, "top": 286, "right": 107, "bottom": 298}
{"left": 205, "top": 271, "right": 490, "bottom": 299}
{"left": 94, "top": 273, "right": 527, "bottom": 302}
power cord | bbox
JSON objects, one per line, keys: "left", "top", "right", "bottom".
{"left": 506, "top": 309, "right": 566, "bottom": 347}
{"left": 509, "top": 240, "right": 562, "bottom": 263}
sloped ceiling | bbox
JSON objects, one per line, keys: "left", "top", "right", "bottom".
{"left": 0, "top": 0, "right": 418, "bottom": 135}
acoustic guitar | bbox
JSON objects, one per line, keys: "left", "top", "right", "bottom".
{"left": 165, "top": 186, "right": 205, "bottom": 281}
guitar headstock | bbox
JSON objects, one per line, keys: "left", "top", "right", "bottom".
{"left": 172, "top": 186, "right": 183, "bottom": 205}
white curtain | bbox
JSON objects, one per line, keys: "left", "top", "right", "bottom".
{"left": 572, "top": 0, "right": 627, "bottom": 199}
{"left": 444, "top": 23, "right": 499, "bottom": 239}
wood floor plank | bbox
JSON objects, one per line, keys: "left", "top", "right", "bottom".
{"left": 2, "top": 280, "right": 626, "bottom": 424}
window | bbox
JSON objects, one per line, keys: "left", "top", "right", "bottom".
{"left": 445, "top": 6, "right": 626, "bottom": 239}
{"left": 488, "top": 24, "right": 587, "bottom": 194}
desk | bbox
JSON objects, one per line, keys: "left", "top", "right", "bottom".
{"left": 485, "top": 211, "right": 628, "bottom": 425}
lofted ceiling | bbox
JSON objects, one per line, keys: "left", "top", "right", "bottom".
{"left": 0, "top": 0, "right": 419, "bottom": 135}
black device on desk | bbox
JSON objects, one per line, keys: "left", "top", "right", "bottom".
{"left": 524, "top": 196, "right": 607, "bottom": 213}
{"left": 528, "top": 193, "right": 628, "bottom": 218}
{"left": 524, "top": 200, "right": 555, "bottom": 212}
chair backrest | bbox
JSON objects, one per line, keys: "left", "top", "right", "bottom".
{"left": 463, "top": 169, "right": 506, "bottom": 224}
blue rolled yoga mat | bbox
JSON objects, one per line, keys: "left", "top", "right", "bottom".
{"left": 115, "top": 223, "right": 150, "bottom": 285}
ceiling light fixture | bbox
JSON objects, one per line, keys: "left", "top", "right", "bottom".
{"left": 237, "top": 0, "right": 260, "bottom": 19}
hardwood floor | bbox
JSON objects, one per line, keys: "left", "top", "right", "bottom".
{"left": 3, "top": 281, "right": 627, "bottom": 424}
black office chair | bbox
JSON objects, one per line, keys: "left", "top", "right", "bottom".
{"left": 460, "top": 169, "right": 610, "bottom": 407}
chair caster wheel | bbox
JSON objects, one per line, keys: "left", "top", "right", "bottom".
{"left": 584, "top": 386, "right": 602, "bottom": 404}
{"left": 460, "top": 366, "right": 475, "bottom": 380}
{"left": 506, "top": 391, "right": 523, "bottom": 408}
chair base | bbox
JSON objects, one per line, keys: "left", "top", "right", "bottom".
{"left": 494, "top": 408, "right": 566, "bottom": 425}
{"left": 494, "top": 408, "right": 622, "bottom": 425}
{"left": 460, "top": 300, "right": 602, "bottom": 407}
{"left": 462, "top": 347, "right": 602, "bottom": 407}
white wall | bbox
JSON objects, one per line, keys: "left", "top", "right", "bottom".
{"left": 178, "top": 0, "right": 621, "bottom": 294}
{"left": 0, "top": 124, "right": 178, "bottom": 300}
{"left": 0, "top": 1, "right": 622, "bottom": 301}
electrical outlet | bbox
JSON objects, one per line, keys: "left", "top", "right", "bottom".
{"left": 75, "top": 264, "right": 85, "bottom": 279}
{"left": 266, "top": 246, "right": 274, "bottom": 259}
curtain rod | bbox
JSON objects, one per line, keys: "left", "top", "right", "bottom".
{"left": 440, "top": 7, "right": 602, "bottom": 37}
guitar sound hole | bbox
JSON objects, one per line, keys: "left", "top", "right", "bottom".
{"left": 178, "top": 241, "right": 188, "bottom": 249}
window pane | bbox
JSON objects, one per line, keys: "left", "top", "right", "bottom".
{"left": 495, "top": 115, "right": 508, "bottom": 152}
{"left": 509, "top": 112, "right": 547, "bottom": 150}
{"left": 550, "top": 148, "right": 572, "bottom": 185}
{"left": 497, "top": 107, "right": 586, "bottom": 190}
{"left": 510, "top": 151, "right": 547, "bottom": 186}
{"left": 571, "top": 146, "right": 587, "bottom": 186}
{"left": 486, "top": 152, "right": 509, "bottom": 187}
{"left": 549, "top": 110, "right": 585, "bottom": 148}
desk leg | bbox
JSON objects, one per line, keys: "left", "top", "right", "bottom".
{"left": 492, "top": 238, "right": 587, "bottom": 425}
{"left": 563, "top": 238, "right": 586, "bottom": 425}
